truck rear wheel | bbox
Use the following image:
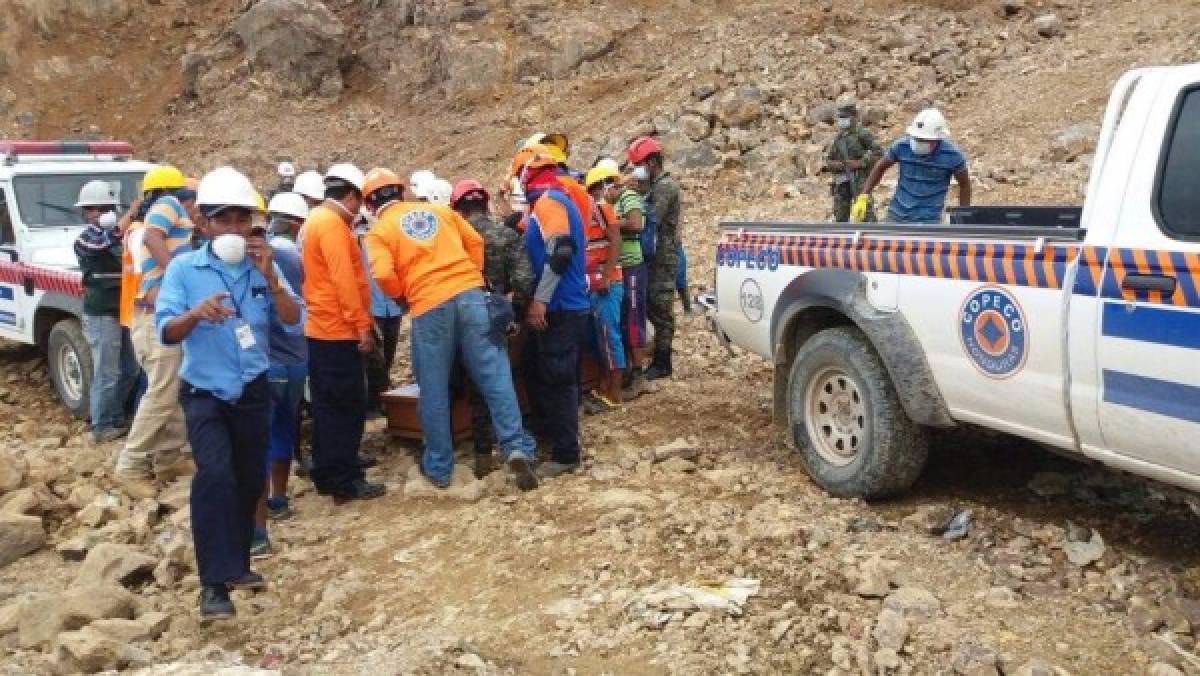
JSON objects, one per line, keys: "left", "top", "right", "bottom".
{"left": 48, "top": 318, "right": 92, "bottom": 419}
{"left": 787, "top": 326, "right": 927, "bottom": 499}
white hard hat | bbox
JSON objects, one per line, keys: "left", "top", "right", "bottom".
{"left": 907, "top": 108, "right": 950, "bottom": 141}
{"left": 75, "top": 180, "right": 118, "bottom": 208}
{"left": 408, "top": 170, "right": 436, "bottom": 200}
{"left": 595, "top": 158, "right": 620, "bottom": 175}
{"left": 325, "top": 163, "right": 365, "bottom": 193}
{"left": 267, "top": 192, "right": 310, "bottom": 221}
{"left": 196, "top": 166, "right": 264, "bottom": 213}
{"left": 277, "top": 161, "right": 296, "bottom": 178}
{"left": 293, "top": 170, "right": 325, "bottom": 201}
{"left": 427, "top": 178, "right": 452, "bottom": 206}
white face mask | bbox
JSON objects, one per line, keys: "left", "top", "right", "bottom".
{"left": 909, "top": 138, "right": 936, "bottom": 156}
{"left": 835, "top": 116, "right": 853, "bottom": 130}
{"left": 211, "top": 234, "right": 247, "bottom": 265}
{"left": 632, "top": 165, "right": 650, "bottom": 182}
{"left": 97, "top": 211, "right": 118, "bottom": 229}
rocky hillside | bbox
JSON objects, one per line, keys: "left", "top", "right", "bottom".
{"left": 2, "top": 1, "right": 1200, "bottom": 674}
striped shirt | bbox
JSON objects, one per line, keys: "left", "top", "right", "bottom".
{"left": 614, "top": 189, "right": 645, "bottom": 267}
{"left": 137, "top": 196, "right": 194, "bottom": 299}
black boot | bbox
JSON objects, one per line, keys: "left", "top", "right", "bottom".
{"left": 678, "top": 288, "right": 693, "bottom": 315}
{"left": 644, "top": 352, "right": 673, "bottom": 380}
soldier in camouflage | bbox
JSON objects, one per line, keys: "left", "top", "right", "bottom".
{"left": 451, "top": 180, "right": 534, "bottom": 477}
{"left": 825, "top": 100, "right": 882, "bottom": 222}
{"left": 628, "top": 137, "right": 682, "bottom": 380}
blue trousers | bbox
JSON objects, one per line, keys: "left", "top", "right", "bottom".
{"left": 411, "top": 288, "right": 535, "bottom": 485}
{"left": 307, "top": 338, "right": 366, "bottom": 493}
{"left": 181, "top": 375, "right": 268, "bottom": 586}
{"left": 82, "top": 314, "right": 137, "bottom": 433}
{"left": 267, "top": 361, "right": 306, "bottom": 467}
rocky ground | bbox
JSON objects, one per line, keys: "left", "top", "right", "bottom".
{"left": 3, "top": 0, "right": 1200, "bottom": 673}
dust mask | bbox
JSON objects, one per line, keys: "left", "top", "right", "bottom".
{"left": 632, "top": 166, "right": 650, "bottom": 182}
{"left": 97, "top": 211, "right": 118, "bottom": 229}
{"left": 835, "top": 116, "right": 852, "bottom": 130}
{"left": 909, "top": 138, "right": 936, "bottom": 156}
{"left": 211, "top": 234, "right": 246, "bottom": 265}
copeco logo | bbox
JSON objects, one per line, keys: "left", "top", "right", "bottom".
{"left": 401, "top": 210, "right": 439, "bottom": 242}
{"left": 739, "top": 278, "right": 764, "bottom": 323}
{"left": 959, "top": 286, "right": 1028, "bottom": 379}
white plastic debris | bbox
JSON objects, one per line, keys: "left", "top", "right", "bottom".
{"left": 629, "top": 578, "right": 762, "bottom": 628}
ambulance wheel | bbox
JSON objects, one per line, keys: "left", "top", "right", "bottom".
{"left": 48, "top": 318, "right": 92, "bottom": 419}
{"left": 787, "top": 326, "right": 927, "bottom": 500}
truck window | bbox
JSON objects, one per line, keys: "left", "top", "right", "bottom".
{"left": 1156, "top": 87, "right": 1200, "bottom": 239}
{"left": 11, "top": 173, "right": 144, "bottom": 228}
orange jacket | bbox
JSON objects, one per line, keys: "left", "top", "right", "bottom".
{"left": 586, "top": 202, "right": 623, "bottom": 286}
{"left": 300, "top": 203, "right": 373, "bottom": 340}
{"left": 364, "top": 202, "right": 485, "bottom": 318}
{"left": 558, "top": 175, "right": 592, "bottom": 228}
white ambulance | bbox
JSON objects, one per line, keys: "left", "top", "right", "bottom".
{"left": 0, "top": 141, "right": 151, "bottom": 417}
{"left": 711, "top": 63, "right": 1200, "bottom": 499}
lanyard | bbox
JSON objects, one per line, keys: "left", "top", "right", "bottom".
{"left": 214, "top": 265, "right": 252, "bottom": 319}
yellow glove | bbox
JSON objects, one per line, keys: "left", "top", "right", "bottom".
{"left": 850, "top": 194, "right": 870, "bottom": 223}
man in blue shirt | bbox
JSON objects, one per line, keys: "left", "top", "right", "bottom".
{"left": 859, "top": 108, "right": 973, "bottom": 223}
{"left": 156, "top": 167, "right": 303, "bottom": 620}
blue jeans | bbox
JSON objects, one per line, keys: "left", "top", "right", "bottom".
{"left": 411, "top": 288, "right": 535, "bottom": 485}
{"left": 267, "top": 361, "right": 307, "bottom": 467}
{"left": 82, "top": 314, "right": 137, "bottom": 433}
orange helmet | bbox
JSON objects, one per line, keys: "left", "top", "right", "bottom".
{"left": 509, "top": 143, "right": 557, "bottom": 180}
{"left": 363, "top": 168, "right": 404, "bottom": 210}
{"left": 364, "top": 168, "right": 403, "bottom": 198}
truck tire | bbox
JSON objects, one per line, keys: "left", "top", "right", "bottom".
{"left": 47, "top": 318, "right": 92, "bottom": 419}
{"left": 787, "top": 326, "right": 928, "bottom": 499}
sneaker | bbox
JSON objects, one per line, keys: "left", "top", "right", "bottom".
{"left": 200, "top": 585, "right": 236, "bottom": 619}
{"left": 92, "top": 427, "right": 128, "bottom": 444}
{"left": 536, "top": 461, "right": 579, "bottom": 480}
{"left": 507, "top": 453, "right": 538, "bottom": 492}
{"left": 330, "top": 479, "right": 387, "bottom": 504}
{"left": 227, "top": 570, "right": 267, "bottom": 591}
{"left": 249, "top": 536, "right": 272, "bottom": 561}
{"left": 266, "top": 496, "right": 293, "bottom": 520}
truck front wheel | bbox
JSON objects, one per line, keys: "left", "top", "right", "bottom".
{"left": 48, "top": 318, "right": 92, "bottom": 419}
{"left": 787, "top": 326, "right": 928, "bottom": 499}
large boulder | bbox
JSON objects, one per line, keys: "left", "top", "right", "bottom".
{"left": 714, "top": 86, "right": 766, "bottom": 129}
{"left": 0, "top": 451, "right": 26, "bottom": 494}
{"left": 73, "top": 543, "right": 156, "bottom": 589}
{"left": 17, "top": 585, "right": 139, "bottom": 649}
{"left": 233, "top": 0, "right": 346, "bottom": 97}
{"left": 0, "top": 513, "right": 44, "bottom": 567}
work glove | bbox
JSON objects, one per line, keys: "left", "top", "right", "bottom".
{"left": 850, "top": 194, "right": 871, "bottom": 223}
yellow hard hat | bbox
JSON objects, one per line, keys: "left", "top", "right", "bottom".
{"left": 141, "top": 165, "right": 187, "bottom": 192}
{"left": 584, "top": 165, "right": 618, "bottom": 189}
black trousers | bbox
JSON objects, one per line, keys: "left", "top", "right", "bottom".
{"left": 307, "top": 338, "right": 366, "bottom": 493}
{"left": 181, "top": 375, "right": 268, "bottom": 586}
{"left": 365, "top": 315, "right": 402, "bottom": 408}
{"left": 523, "top": 310, "right": 589, "bottom": 465}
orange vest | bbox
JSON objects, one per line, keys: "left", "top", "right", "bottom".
{"left": 585, "top": 201, "right": 622, "bottom": 289}
{"left": 118, "top": 222, "right": 145, "bottom": 327}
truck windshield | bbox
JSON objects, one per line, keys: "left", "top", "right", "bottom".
{"left": 12, "top": 172, "right": 145, "bottom": 228}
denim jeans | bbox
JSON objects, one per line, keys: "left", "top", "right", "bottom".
{"left": 411, "top": 288, "right": 535, "bottom": 485}
{"left": 82, "top": 313, "right": 137, "bottom": 434}
{"left": 267, "top": 361, "right": 307, "bottom": 467}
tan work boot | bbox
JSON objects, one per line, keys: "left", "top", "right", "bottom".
{"left": 115, "top": 473, "right": 159, "bottom": 500}
{"left": 156, "top": 455, "right": 195, "bottom": 483}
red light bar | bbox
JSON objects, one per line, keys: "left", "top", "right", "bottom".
{"left": 0, "top": 140, "right": 133, "bottom": 156}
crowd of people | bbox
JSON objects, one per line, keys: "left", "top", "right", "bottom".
{"left": 73, "top": 133, "right": 686, "bottom": 618}
{"left": 68, "top": 107, "right": 972, "bottom": 620}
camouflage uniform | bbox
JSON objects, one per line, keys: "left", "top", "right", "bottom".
{"left": 644, "top": 172, "right": 682, "bottom": 367}
{"left": 826, "top": 125, "right": 882, "bottom": 222}
{"left": 468, "top": 212, "right": 534, "bottom": 317}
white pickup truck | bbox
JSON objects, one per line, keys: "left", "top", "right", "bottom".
{"left": 712, "top": 63, "right": 1200, "bottom": 499}
{"left": 0, "top": 141, "right": 150, "bottom": 417}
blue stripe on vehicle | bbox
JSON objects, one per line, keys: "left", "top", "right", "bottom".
{"left": 0, "top": 310, "right": 14, "bottom": 325}
{"left": 1103, "top": 369, "right": 1200, "bottom": 424}
{"left": 0, "top": 286, "right": 12, "bottom": 301}
{"left": 1102, "top": 302, "right": 1200, "bottom": 350}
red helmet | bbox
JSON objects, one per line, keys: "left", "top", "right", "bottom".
{"left": 627, "top": 136, "right": 663, "bottom": 165}
{"left": 450, "top": 179, "right": 489, "bottom": 207}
